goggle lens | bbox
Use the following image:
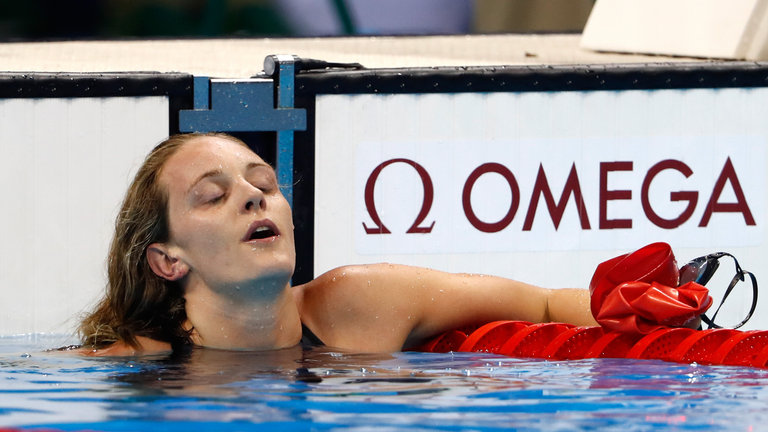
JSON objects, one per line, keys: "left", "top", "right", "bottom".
{"left": 679, "top": 256, "right": 720, "bottom": 285}
{"left": 678, "top": 252, "right": 757, "bottom": 329}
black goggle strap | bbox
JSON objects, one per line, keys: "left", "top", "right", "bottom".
{"left": 697, "top": 253, "right": 758, "bottom": 329}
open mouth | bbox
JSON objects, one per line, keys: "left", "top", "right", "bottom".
{"left": 244, "top": 220, "right": 280, "bottom": 242}
{"left": 249, "top": 226, "right": 276, "bottom": 240}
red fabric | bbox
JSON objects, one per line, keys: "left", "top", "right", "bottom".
{"left": 595, "top": 281, "right": 712, "bottom": 334}
{"left": 589, "top": 243, "right": 713, "bottom": 334}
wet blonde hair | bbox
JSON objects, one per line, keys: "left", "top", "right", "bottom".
{"left": 79, "top": 133, "right": 250, "bottom": 348}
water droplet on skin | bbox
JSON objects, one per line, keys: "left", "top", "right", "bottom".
{"left": 332, "top": 277, "right": 336, "bottom": 282}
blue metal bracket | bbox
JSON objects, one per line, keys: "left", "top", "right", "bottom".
{"left": 179, "top": 55, "right": 306, "bottom": 207}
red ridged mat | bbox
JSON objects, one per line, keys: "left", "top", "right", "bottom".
{"left": 416, "top": 320, "right": 768, "bottom": 368}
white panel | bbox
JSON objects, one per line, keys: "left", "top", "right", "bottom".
{"left": 581, "top": 0, "right": 768, "bottom": 60}
{"left": 315, "top": 89, "right": 768, "bottom": 330}
{"left": 0, "top": 97, "right": 168, "bottom": 336}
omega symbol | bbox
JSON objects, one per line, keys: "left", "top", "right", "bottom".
{"left": 363, "top": 158, "right": 435, "bottom": 234}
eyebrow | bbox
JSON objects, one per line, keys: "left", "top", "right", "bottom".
{"left": 246, "top": 161, "right": 276, "bottom": 174}
{"left": 186, "top": 162, "right": 275, "bottom": 194}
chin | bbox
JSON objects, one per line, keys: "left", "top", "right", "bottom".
{"left": 255, "top": 255, "right": 295, "bottom": 279}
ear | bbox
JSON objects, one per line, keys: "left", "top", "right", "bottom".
{"left": 146, "top": 243, "right": 189, "bottom": 281}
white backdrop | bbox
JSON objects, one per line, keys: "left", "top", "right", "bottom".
{"left": 315, "top": 88, "right": 768, "bottom": 330}
{"left": 0, "top": 97, "right": 169, "bottom": 336}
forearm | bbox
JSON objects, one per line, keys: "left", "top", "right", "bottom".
{"left": 403, "top": 272, "right": 558, "bottom": 339}
{"left": 413, "top": 274, "right": 597, "bottom": 341}
{"left": 545, "top": 288, "right": 598, "bottom": 326}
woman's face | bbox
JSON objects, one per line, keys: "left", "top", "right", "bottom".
{"left": 157, "top": 136, "right": 295, "bottom": 290}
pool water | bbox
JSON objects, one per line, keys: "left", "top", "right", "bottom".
{"left": 2, "top": 334, "right": 768, "bottom": 431}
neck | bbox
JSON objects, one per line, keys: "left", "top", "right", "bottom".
{"left": 183, "top": 276, "right": 302, "bottom": 350}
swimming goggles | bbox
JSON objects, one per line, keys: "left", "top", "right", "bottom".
{"left": 679, "top": 252, "right": 758, "bottom": 329}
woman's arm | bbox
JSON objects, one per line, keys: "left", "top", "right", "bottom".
{"left": 296, "top": 264, "right": 596, "bottom": 352}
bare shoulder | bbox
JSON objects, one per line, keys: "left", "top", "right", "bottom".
{"left": 295, "top": 264, "right": 375, "bottom": 308}
{"left": 77, "top": 336, "right": 172, "bottom": 357}
{"left": 295, "top": 263, "right": 427, "bottom": 302}
{"left": 293, "top": 263, "right": 428, "bottom": 350}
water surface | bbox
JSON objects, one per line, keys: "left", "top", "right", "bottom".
{"left": 1, "top": 334, "right": 767, "bottom": 431}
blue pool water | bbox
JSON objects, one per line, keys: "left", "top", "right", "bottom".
{"left": 2, "top": 334, "right": 768, "bottom": 431}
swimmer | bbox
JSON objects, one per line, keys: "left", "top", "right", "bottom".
{"left": 79, "top": 133, "right": 597, "bottom": 355}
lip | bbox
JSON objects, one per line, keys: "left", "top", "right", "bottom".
{"left": 242, "top": 218, "right": 281, "bottom": 243}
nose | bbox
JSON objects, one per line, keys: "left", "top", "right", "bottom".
{"left": 242, "top": 182, "right": 266, "bottom": 213}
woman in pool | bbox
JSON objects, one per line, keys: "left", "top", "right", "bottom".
{"left": 79, "top": 133, "right": 597, "bottom": 355}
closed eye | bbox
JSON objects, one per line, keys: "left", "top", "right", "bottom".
{"left": 191, "top": 181, "right": 228, "bottom": 207}
{"left": 207, "top": 194, "right": 225, "bottom": 204}
{"left": 246, "top": 165, "right": 278, "bottom": 193}
{"left": 191, "top": 190, "right": 227, "bottom": 207}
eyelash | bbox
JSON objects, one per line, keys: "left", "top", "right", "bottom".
{"left": 208, "top": 193, "right": 225, "bottom": 204}
{"left": 254, "top": 183, "right": 273, "bottom": 193}
{"left": 249, "top": 176, "right": 276, "bottom": 193}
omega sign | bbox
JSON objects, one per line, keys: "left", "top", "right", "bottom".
{"left": 356, "top": 142, "right": 763, "bottom": 253}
